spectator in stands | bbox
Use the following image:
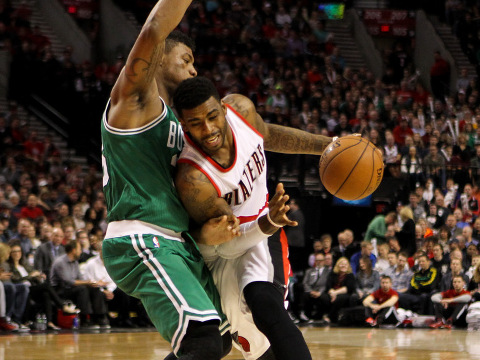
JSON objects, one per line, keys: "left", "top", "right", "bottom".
{"left": 6, "top": 241, "right": 78, "bottom": 330}
{"left": 77, "top": 229, "right": 95, "bottom": 264}
{"left": 466, "top": 254, "right": 480, "bottom": 281}
{"left": 440, "top": 258, "right": 470, "bottom": 292}
{"left": 445, "top": 213, "right": 464, "bottom": 240}
{"left": 424, "top": 144, "right": 446, "bottom": 188}
{"left": 10, "top": 218, "right": 33, "bottom": 257}
{"left": 454, "top": 208, "right": 469, "bottom": 229}
{"left": 400, "top": 146, "right": 423, "bottom": 191}
{"left": 468, "top": 262, "right": 480, "bottom": 301}
{"left": 320, "top": 233, "right": 333, "bottom": 257}
{"left": 456, "top": 183, "right": 480, "bottom": 224}
{"left": 19, "top": 194, "right": 44, "bottom": 221}
{"left": 430, "top": 51, "right": 450, "bottom": 101}
{"left": 465, "top": 242, "right": 479, "bottom": 270}
{"left": 332, "top": 229, "right": 359, "bottom": 263}
{"left": 430, "top": 275, "right": 471, "bottom": 329}
{"left": 352, "top": 256, "right": 380, "bottom": 305}
{"left": 1, "top": 242, "right": 29, "bottom": 331}
{"left": 432, "top": 243, "right": 450, "bottom": 277}
{"left": 426, "top": 203, "right": 446, "bottom": 230}
{"left": 462, "top": 226, "right": 479, "bottom": 249}
{"left": 374, "top": 244, "right": 391, "bottom": 274}
{"left": 399, "top": 253, "right": 440, "bottom": 314}
{"left": 363, "top": 275, "right": 400, "bottom": 327}
{"left": 0, "top": 243, "right": 17, "bottom": 332}
{"left": 383, "top": 131, "right": 401, "bottom": 171}
{"left": 395, "top": 207, "right": 416, "bottom": 256}
{"left": 350, "top": 241, "right": 377, "bottom": 275}
{"left": 321, "top": 257, "right": 356, "bottom": 324}
{"left": 299, "top": 253, "right": 330, "bottom": 322}
{"left": 307, "top": 238, "right": 323, "bottom": 268}
{"left": 408, "top": 192, "right": 426, "bottom": 222}
{"left": 50, "top": 240, "right": 109, "bottom": 329}
{"left": 364, "top": 212, "right": 396, "bottom": 245}
{"left": 382, "top": 251, "right": 398, "bottom": 277}
{"left": 33, "top": 227, "right": 65, "bottom": 280}
{"left": 388, "top": 252, "right": 413, "bottom": 294}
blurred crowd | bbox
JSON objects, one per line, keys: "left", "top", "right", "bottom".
{"left": 0, "top": 0, "right": 479, "bottom": 332}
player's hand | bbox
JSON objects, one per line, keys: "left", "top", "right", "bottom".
{"left": 198, "top": 214, "right": 241, "bottom": 245}
{"left": 268, "top": 183, "right": 298, "bottom": 227}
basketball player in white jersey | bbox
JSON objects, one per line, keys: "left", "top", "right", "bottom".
{"left": 174, "top": 77, "right": 334, "bottom": 360}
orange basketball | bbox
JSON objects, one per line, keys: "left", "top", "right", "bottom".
{"left": 319, "top": 135, "right": 384, "bottom": 201}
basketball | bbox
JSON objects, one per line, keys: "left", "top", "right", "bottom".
{"left": 319, "top": 135, "right": 384, "bottom": 201}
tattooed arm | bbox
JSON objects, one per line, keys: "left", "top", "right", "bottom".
{"left": 108, "top": 0, "right": 193, "bottom": 129}
{"left": 223, "top": 94, "right": 332, "bottom": 155}
{"left": 175, "top": 162, "right": 291, "bottom": 247}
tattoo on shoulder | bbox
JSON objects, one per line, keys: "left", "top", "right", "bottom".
{"left": 224, "top": 96, "right": 250, "bottom": 119}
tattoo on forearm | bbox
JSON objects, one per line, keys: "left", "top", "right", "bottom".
{"left": 265, "top": 125, "right": 331, "bottom": 154}
{"left": 181, "top": 169, "right": 223, "bottom": 223}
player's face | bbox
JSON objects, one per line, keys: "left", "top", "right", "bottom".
{"left": 180, "top": 97, "right": 229, "bottom": 155}
{"left": 162, "top": 44, "right": 197, "bottom": 92}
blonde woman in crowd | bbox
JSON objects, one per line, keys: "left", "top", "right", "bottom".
{"left": 320, "top": 257, "right": 356, "bottom": 324}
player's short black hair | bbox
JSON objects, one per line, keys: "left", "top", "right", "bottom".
{"left": 173, "top": 76, "right": 221, "bottom": 116}
{"left": 165, "top": 30, "right": 195, "bottom": 53}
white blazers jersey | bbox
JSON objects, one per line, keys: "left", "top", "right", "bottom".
{"left": 178, "top": 104, "right": 272, "bottom": 360}
{"left": 179, "top": 104, "right": 269, "bottom": 221}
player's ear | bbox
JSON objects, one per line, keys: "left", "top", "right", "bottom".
{"left": 220, "top": 100, "right": 227, "bottom": 115}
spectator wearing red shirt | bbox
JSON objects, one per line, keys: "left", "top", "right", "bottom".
{"left": 23, "top": 130, "right": 45, "bottom": 163}
{"left": 363, "top": 275, "right": 400, "bottom": 327}
{"left": 430, "top": 275, "right": 471, "bottom": 329}
{"left": 20, "top": 194, "right": 44, "bottom": 221}
{"left": 430, "top": 51, "right": 450, "bottom": 101}
{"left": 393, "top": 118, "right": 414, "bottom": 146}
{"left": 307, "top": 65, "right": 322, "bottom": 84}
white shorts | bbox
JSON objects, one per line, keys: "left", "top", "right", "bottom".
{"left": 205, "top": 239, "right": 273, "bottom": 360}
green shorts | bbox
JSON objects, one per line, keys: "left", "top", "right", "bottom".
{"left": 102, "top": 232, "right": 229, "bottom": 355}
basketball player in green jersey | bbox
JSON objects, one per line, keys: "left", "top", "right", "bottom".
{"left": 101, "top": 1, "right": 240, "bottom": 358}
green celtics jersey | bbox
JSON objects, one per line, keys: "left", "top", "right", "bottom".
{"left": 101, "top": 99, "right": 189, "bottom": 232}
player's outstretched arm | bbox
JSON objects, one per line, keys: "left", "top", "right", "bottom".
{"left": 109, "top": 0, "right": 193, "bottom": 129}
{"left": 223, "top": 94, "right": 332, "bottom": 155}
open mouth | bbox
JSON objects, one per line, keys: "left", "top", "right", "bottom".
{"left": 204, "top": 134, "right": 220, "bottom": 147}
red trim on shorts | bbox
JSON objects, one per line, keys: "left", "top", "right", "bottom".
{"left": 279, "top": 228, "right": 291, "bottom": 297}
{"left": 225, "top": 104, "right": 264, "bottom": 139}
{"left": 177, "top": 159, "right": 221, "bottom": 196}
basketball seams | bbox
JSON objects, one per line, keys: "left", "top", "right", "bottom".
{"left": 351, "top": 144, "right": 376, "bottom": 200}
{"left": 320, "top": 136, "right": 384, "bottom": 200}
{"left": 332, "top": 139, "right": 370, "bottom": 197}
{"left": 319, "top": 136, "right": 364, "bottom": 180}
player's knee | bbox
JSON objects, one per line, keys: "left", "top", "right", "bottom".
{"left": 178, "top": 321, "right": 223, "bottom": 359}
{"left": 244, "top": 282, "right": 285, "bottom": 328}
